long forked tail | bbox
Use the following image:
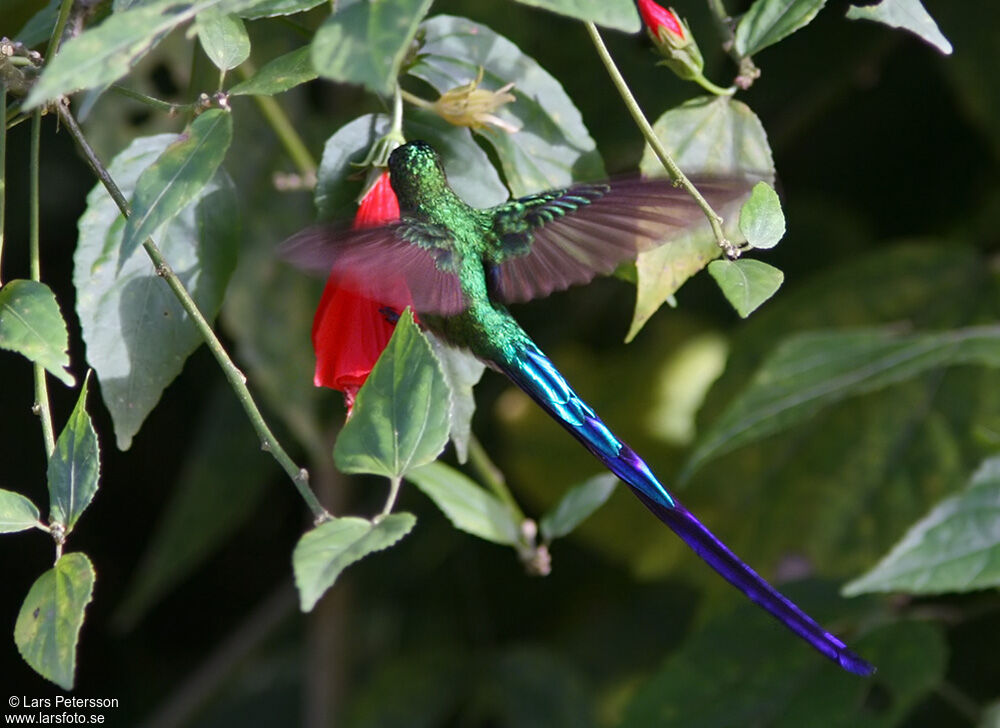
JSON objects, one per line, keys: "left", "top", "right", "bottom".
{"left": 500, "top": 341, "right": 874, "bottom": 676}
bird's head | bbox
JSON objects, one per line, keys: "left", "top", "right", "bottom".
{"left": 387, "top": 140, "right": 449, "bottom": 211}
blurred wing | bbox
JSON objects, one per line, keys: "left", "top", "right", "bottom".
{"left": 281, "top": 220, "right": 467, "bottom": 316}
{"left": 490, "top": 177, "right": 751, "bottom": 304}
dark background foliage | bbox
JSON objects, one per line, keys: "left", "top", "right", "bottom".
{"left": 2, "top": 0, "right": 998, "bottom": 725}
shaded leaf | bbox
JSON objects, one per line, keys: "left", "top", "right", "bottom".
{"left": 508, "top": 0, "right": 639, "bottom": 32}
{"left": 0, "top": 490, "right": 42, "bottom": 533}
{"left": 426, "top": 333, "right": 485, "bottom": 463}
{"left": 14, "top": 0, "right": 60, "bottom": 48}
{"left": 311, "top": 0, "right": 433, "bottom": 95}
{"left": 196, "top": 8, "right": 251, "bottom": 71}
{"left": 75, "top": 134, "right": 238, "bottom": 450}
{"left": 707, "top": 258, "right": 784, "bottom": 319}
{"left": 621, "top": 599, "right": 944, "bottom": 728}
{"left": 229, "top": 46, "right": 315, "bottom": 96}
{"left": 334, "top": 311, "right": 450, "bottom": 478}
{"left": 684, "top": 325, "right": 1000, "bottom": 480}
{"left": 24, "top": 0, "right": 261, "bottom": 109}
{"left": 740, "top": 181, "right": 785, "bottom": 249}
{"left": 47, "top": 374, "right": 100, "bottom": 533}
{"left": 114, "top": 388, "right": 271, "bottom": 628}
{"left": 629, "top": 96, "right": 773, "bottom": 341}
{"left": 293, "top": 513, "right": 415, "bottom": 611}
{"left": 121, "top": 109, "right": 233, "bottom": 267}
{"left": 844, "top": 454, "right": 1000, "bottom": 595}
{"left": 314, "top": 111, "right": 507, "bottom": 223}
{"left": 847, "top": 0, "right": 952, "bottom": 55}
{"left": 405, "top": 461, "right": 520, "bottom": 545}
{"left": 540, "top": 473, "right": 617, "bottom": 542}
{"left": 734, "top": 0, "right": 828, "bottom": 57}
{"left": 14, "top": 552, "right": 95, "bottom": 691}
{"left": 0, "top": 279, "right": 74, "bottom": 386}
{"left": 410, "top": 15, "right": 605, "bottom": 197}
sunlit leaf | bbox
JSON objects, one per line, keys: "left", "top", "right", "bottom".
{"left": 846, "top": 0, "right": 952, "bottom": 55}
{"left": 540, "top": 473, "right": 617, "bottom": 542}
{"left": 238, "top": 0, "right": 324, "bottom": 19}
{"left": 734, "top": 0, "right": 828, "bottom": 57}
{"left": 229, "top": 46, "right": 315, "bottom": 96}
{"left": 47, "top": 374, "right": 100, "bottom": 533}
{"left": 844, "top": 454, "right": 1000, "bottom": 595}
{"left": 0, "top": 279, "right": 75, "bottom": 386}
{"left": 334, "top": 311, "right": 450, "bottom": 478}
{"left": 293, "top": 513, "right": 415, "bottom": 611}
{"left": 410, "top": 15, "right": 605, "bottom": 196}
{"left": 426, "top": 333, "right": 485, "bottom": 464}
{"left": 508, "top": 0, "right": 639, "bottom": 32}
{"left": 739, "top": 182, "right": 785, "bottom": 249}
{"left": 311, "top": 0, "right": 433, "bottom": 95}
{"left": 75, "top": 134, "right": 238, "bottom": 450}
{"left": 196, "top": 8, "right": 251, "bottom": 71}
{"left": 121, "top": 109, "right": 233, "bottom": 267}
{"left": 23, "top": 0, "right": 261, "bottom": 109}
{"left": 629, "top": 96, "right": 773, "bottom": 341}
{"left": 405, "top": 461, "right": 520, "bottom": 545}
{"left": 0, "top": 490, "right": 42, "bottom": 533}
{"left": 14, "top": 552, "right": 95, "bottom": 691}
{"left": 707, "top": 259, "right": 784, "bottom": 318}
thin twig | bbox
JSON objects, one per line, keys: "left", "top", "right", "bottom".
{"left": 584, "top": 22, "right": 738, "bottom": 258}
{"left": 29, "top": 111, "right": 56, "bottom": 458}
{"left": 237, "top": 64, "right": 316, "bottom": 178}
{"left": 705, "top": 0, "right": 760, "bottom": 90}
{"left": 56, "top": 103, "right": 331, "bottom": 522}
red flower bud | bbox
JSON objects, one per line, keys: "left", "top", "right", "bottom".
{"left": 637, "top": 0, "right": 684, "bottom": 41}
{"left": 311, "top": 171, "right": 403, "bottom": 413}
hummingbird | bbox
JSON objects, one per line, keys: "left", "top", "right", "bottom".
{"left": 284, "top": 140, "right": 874, "bottom": 676}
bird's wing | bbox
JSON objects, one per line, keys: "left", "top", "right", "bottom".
{"left": 489, "top": 177, "right": 750, "bottom": 304}
{"left": 280, "top": 219, "right": 468, "bottom": 316}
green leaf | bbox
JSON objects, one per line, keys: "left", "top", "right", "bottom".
{"left": 14, "top": 0, "right": 60, "bottom": 48}
{"left": 981, "top": 702, "right": 1000, "bottom": 728}
{"left": 621, "top": 603, "right": 944, "bottom": 728}
{"left": 293, "top": 513, "right": 415, "bottom": 611}
{"left": 508, "top": 0, "right": 639, "bottom": 32}
{"left": 23, "top": 0, "right": 261, "bottom": 109}
{"left": 426, "top": 333, "right": 485, "bottom": 464}
{"left": 15, "top": 552, "right": 95, "bottom": 691}
{"left": 844, "top": 454, "right": 1000, "bottom": 595}
{"left": 629, "top": 96, "right": 774, "bottom": 341}
{"left": 539, "top": 473, "right": 617, "bottom": 542}
{"left": 315, "top": 111, "right": 507, "bottom": 222}
{"left": 196, "top": 8, "right": 251, "bottom": 71}
{"left": 121, "top": 109, "right": 233, "bottom": 267}
{"left": 238, "top": 0, "right": 324, "bottom": 19}
{"left": 684, "top": 325, "right": 1000, "bottom": 480}
{"left": 410, "top": 15, "right": 605, "bottom": 196}
{"left": 113, "top": 388, "right": 271, "bottom": 628}
{"left": 333, "top": 310, "right": 450, "bottom": 478}
{"left": 734, "top": 0, "right": 828, "bottom": 57}
{"left": 229, "top": 45, "right": 316, "bottom": 96}
{"left": 739, "top": 181, "right": 785, "bottom": 249}
{"left": 0, "top": 279, "right": 75, "bottom": 386}
{"left": 75, "top": 134, "right": 238, "bottom": 450}
{"left": 311, "top": 0, "right": 433, "bottom": 95}
{"left": 405, "top": 461, "right": 520, "bottom": 545}
{"left": 47, "top": 374, "right": 100, "bottom": 533}
{"left": 0, "top": 490, "right": 42, "bottom": 533}
{"left": 707, "top": 258, "right": 784, "bottom": 319}
{"left": 846, "top": 0, "right": 952, "bottom": 55}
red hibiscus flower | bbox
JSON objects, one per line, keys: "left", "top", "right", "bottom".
{"left": 636, "top": 0, "right": 685, "bottom": 41}
{"left": 312, "top": 171, "right": 401, "bottom": 413}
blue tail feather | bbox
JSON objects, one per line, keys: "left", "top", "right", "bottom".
{"left": 502, "top": 342, "right": 874, "bottom": 676}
